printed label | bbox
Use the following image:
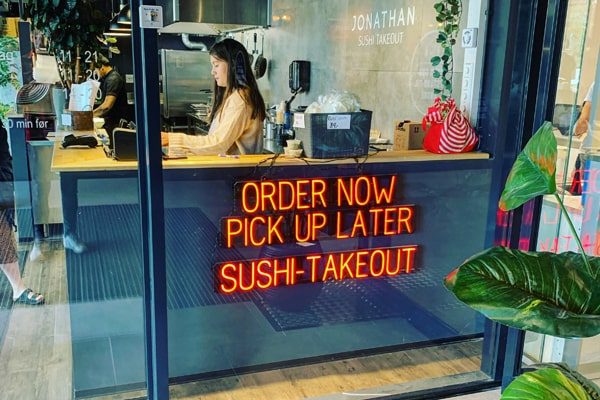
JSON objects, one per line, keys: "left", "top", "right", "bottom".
{"left": 293, "top": 113, "right": 305, "bottom": 128}
{"left": 327, "top": 115, "right": 351, "bottom": 130}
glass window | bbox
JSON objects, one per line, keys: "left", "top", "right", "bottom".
{"left": 527, "top": 0, "right": 600, "bottom": 379}
{"left": 0, "top": 4, "right": 147, "bottom": 399}
{"left": 160, "top": 0, "right": 494, "bottom": 398}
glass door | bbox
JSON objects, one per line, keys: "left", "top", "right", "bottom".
{"left": 528, "top": 0, "right": 600, "bottom": 381}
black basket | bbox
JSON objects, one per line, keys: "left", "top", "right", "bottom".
{"left": 293, "top": 110, "right": 372, "bottom": 159}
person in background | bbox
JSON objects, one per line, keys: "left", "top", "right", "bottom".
{"left": 0, "top": 120, "right": 44, "bottom": 305}
{"left": 574, "top": 82, "right": 595, "bottom": 136}
{"left": 161, "top": 38, "right": 266, "bottom": 155}
{"left": 93, "top": 53, "right": 130, "bottom": 142}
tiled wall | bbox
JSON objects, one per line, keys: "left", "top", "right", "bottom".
{"left": 238, "top": 0, "right": 468, "bottom": 139}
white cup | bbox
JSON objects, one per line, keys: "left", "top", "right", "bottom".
{"left": 287, "top": 139, "right": 301, "bottom": 150}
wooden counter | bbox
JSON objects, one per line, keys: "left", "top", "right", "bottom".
{"left": 51, "top": 141, "right": 489, "bottom": 173}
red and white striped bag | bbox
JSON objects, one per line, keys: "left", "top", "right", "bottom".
{"left": 421, "top": 97, "right": 478, "bottom": 154}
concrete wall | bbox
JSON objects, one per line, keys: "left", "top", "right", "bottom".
{"left": 236, "top": 0, "right": 469, "bottom": 140}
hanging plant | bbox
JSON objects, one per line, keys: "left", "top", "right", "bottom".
{"left": 26, "top": 0, "right": 109, "bottom": 89}
{"left": 430, "top": 0, "right": 462, "bottom": 101}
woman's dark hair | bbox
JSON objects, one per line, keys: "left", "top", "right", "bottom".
{"left": 208, "top": 38, "right": 266, "bottom": 123}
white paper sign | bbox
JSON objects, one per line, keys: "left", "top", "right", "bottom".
{"left": 293, "top": 113, "right": 305, "bottom": 128}
{"left": 68, "top": 80, "right": 100, "bottom": 111}
{"left": 327, "top": 114, "right": 351, "bottom": 130}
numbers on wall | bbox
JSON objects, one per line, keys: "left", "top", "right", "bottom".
{"left": 56, "top": 50, "right": 103, "bottom": 81}
{"left": 85, "top": 69, "right": 100, "bottom": 81}
{"left": 84, "top": 50, "right": 98, "bottom": 64}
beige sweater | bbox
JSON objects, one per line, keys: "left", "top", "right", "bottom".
{"left": 168, "top": 91, "right": 263, "bottom": 155}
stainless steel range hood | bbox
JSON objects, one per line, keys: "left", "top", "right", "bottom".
{"left": 157, "top": 0, "right": 271, "bottom": 35}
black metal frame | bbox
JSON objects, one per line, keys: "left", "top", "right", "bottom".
{"left": 128, "top": 0, "right": 568, "bottom": 398}
{"left": 131, "top": 1, "right": 169, "bottom": 399}
{"left": 477, "top": 0, "right": 568, "bottom": 390}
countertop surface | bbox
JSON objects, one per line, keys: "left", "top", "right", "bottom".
{"left": 51, "top": 140, "right": 489, "bottom": 172}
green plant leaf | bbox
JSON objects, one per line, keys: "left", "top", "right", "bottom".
{"left": 499, "top": 121, "right": 557, "bottom": 211}
{"left": 433, "top": 88, "right": 442, "bottom": 94}
{"left": 444, "top": 247, "right": 600, "bottom": 338}
{"left": 501, "top": 368, "right": 592, "bottom": 400}
{"left": 538, "top": 363, "right": 600, "bottom": 398}
{"left": 434, "top": 3, "right": 444, "bottom": 12}
{"left": 433, "top": 70, "right": 441, "bottom": 78}
{"left": 431, "top": 56, "right": 441, "bottom": 66}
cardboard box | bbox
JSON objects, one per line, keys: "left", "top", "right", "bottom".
{"left": 393, "top": 120, "right": 426, "bottom": 151}
{"left": 293, "top": 110, "right": 372, "bottom": 158}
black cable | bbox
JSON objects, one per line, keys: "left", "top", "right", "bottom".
{"left": 246, "top": 146, "right": 383, "bottom": 177}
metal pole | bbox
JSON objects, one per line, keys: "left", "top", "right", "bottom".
{"left": 130, "top": 1, "right": 169, "bottom": 398}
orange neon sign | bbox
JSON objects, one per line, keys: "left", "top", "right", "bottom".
{"left": 223, "top": 175, "right": 414, "bottom": 248}
{"left": 221, "top": 205, "right": 415, "bottom": 248}
{"left": 216, "top": 175, "right": 421, "bottom": 294}
{"left": 215, "top": 246, "right": 418, "bottom": 294}
{"left": 240, "top": 178, "right": 329, "bottom": 213}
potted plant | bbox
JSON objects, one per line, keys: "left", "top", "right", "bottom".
{"left": 444, "top": 121, "right": 600, "bottom": 398}
{"left": 430, "top": 0, "right": 462, "bottom": 101}
{"left": 26, "top": 0, "right": 108, "bottom": 89}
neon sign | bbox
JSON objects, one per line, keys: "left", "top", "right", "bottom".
{"left": 216, "top": 246, "right": 418, "bottom": 293}
{"left": 216, "top": 175, "right": 420, "bottom": 294}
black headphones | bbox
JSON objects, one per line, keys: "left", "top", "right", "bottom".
{"left": 234, "top": 51, "right": 248, "bottom": 87}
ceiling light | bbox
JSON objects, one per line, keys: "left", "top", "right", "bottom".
{"left": 117, "top": 3, "right": 131, "bottom": 25}
{"left": 110, "top": 22, "right": 129, "bottom": 32}
{"left": 103, "top": 31, "right": 131, "bottom": 37}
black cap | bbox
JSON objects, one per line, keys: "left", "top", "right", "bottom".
{"left": 96, "top": 53, "right": 111, "bottom": 66}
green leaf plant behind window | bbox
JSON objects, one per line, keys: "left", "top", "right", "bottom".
{"left": 443, "top": 121, "right": 600, "bottom": 399}
{"left": 430, "top": 0, "right": 462, "bottom": 101}
{"left": 26, "top": 0, "right": 109, "bottom": 90}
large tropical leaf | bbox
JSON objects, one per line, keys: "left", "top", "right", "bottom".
{"left": 501, "top": 367, "right": 592, "bottom": 400}
{"left": 536, "top": 363, "right": 600, "bottom": 399}
{"left": 444, "top": 247, "right": 600, "bottom": 337}
{"left": 499, "top": 121, "right": 557, "bottom": 211}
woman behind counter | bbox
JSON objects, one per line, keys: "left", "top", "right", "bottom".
{"left": 162, "top": 38, "right": 266, "bottom": 155}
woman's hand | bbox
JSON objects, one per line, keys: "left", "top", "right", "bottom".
{"left": 574, "top": 101, "right": 591, "bottom": 137}
{"left": 161, "top": 132, "right": 169, "bottom": 146}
